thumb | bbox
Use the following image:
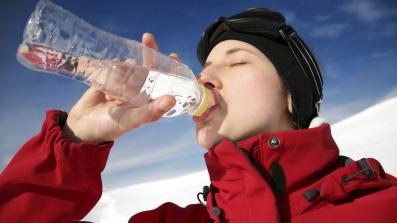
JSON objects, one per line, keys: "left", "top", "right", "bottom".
{"left": 169, "top": 53, "right": 180, "bottom": 62}
{"left": 121, "top": 95, "right": 176, "bottom": 129}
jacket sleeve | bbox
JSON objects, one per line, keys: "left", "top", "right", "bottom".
{"left": 0, "top": 110, "right": 113, "bottom": 223}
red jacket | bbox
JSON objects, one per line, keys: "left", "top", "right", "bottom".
{"left": 1, "top": 110, "right": 397, "bottom": 223}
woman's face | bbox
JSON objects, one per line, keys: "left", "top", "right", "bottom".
{"left": 194, "top": 40, "right": 294, "bottom": 149}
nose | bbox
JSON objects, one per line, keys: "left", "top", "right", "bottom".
{"left": 197, "top": 67, "right": 222, "bottom": 90}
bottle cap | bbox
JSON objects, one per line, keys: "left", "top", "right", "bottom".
{"left": 192, "top": 85, "right": 210, "bottom": 116}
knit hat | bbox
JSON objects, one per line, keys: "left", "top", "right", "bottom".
{"left": 197, "top": 8, "right": 323, "bottom": 128}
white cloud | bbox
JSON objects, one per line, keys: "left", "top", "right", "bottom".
{"left": 314, "top": 14, "right": 333, "bottom": 22}
{"left": 322, "top": 62, "right": 342, "bottom": 79}
{"left": 360, "top": 49, "right": 397, "bottom": 62}
{"left": 310, "top": 23, "right": 348, "bottom": 39}
{"left": 341, "top": 0, "right": 397, "bottom": 23}
{"left": 382, "top": 23, "right": 397, "bottom": 37}
{"left": 373, "top": 23, "right": 397, "bottom": 38}
{"left": 369, "top": 50, "right": 393, "bottom": 59}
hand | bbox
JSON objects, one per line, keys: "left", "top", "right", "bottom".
{"left": 62, "top": 33, "right": 180, "bottom": 143}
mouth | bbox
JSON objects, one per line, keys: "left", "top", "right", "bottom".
{"left": 193, "top": 89, "right": 219, "bottom": 123}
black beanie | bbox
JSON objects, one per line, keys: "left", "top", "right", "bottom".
{"left": 197, "top": 8, "right": 323, "bottom": 128}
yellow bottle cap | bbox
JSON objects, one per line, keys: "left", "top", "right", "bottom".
{"left": 193, "top": 86, "right": 210, "bottom": 116}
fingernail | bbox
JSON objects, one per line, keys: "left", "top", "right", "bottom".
{"left": 143, "top": 32, "right": 152, "bottom": 38}
{"left": 159, "top": 98, "right": 172, "bottom": 111}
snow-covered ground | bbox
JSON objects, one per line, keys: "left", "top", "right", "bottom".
{"left": 84, "top": 96, "right": 397, "bottom": 222}
{"left": 331, "top": 97, "right": 397, "bottom": 175}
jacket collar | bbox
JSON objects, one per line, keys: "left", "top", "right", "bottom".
{"left": 203, "top": 121, "right": 395, "bottom": 222}
{"left": 203, "top": 122, "right": 339, "bottom": 222}
{"left": 207, "top": 122, "right": 340, "bottom": 194}
{"left": 204, "top": 120, "right": 397, "bottom": 223}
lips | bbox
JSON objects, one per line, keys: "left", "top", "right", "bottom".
{"left": 193, "top": 89, "right": 219, "bottom": 123}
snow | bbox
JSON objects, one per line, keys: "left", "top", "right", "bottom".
{"left": 84, "top": 96, "right": 397, "bottom": 222}
{"left": 332, "top": 96, "right": 397, "bottom": 175}
{"left": 84, "top": 171, "right": 210, "bottom": 222}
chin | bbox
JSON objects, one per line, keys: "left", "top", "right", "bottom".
{"left": 195, "top": 128, "right": 222, "bottom": 149}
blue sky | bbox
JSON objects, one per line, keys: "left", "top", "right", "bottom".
{"left": 0, "top": 0, "right": 396, "bottom": 187}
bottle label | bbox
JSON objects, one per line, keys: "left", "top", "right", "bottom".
{"left": 140, "top": 70, "right": 161, "bottom": 97}
{"left": 140, "top": 70, "right": 198, "bottom": 117}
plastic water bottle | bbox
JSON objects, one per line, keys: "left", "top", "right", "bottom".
{"left": 16, "top": 0, "right": 212, "bottom": 117}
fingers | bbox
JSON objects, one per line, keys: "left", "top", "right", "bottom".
{"left": 120, "top": 95, "right": 176, "bottom": 129}
{"left": 142, "top": 33, "right": 181, "bottom": 63}
{"left": 18, "top": 44, "right": 29, "bottom": 54}
{"left": 141, "top": 32, "right": 182, "bottom": 71}
{"left": 150, "top": 95, "right": 176, "bottom": 117}
{"left": 142, "top": 32, "right": 160, "bottom": 69}
{"left": 142, "top": 32, "right": 159, "bottom": 51}
{"left": 105, "top": 94, "right": 115, "bottom": 101}
{"left": 169, "top": 52, "right": 180, "bottom": 62}
{"left": 125, "top": 58, "right": 137, "bottom": 65}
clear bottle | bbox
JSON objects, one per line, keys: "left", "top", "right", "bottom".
{"left": 16, "top": 0, "right": 211, "bottom": 117}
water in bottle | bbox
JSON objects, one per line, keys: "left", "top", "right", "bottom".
{"left": 16, "top": 0, "right": 212, "bottom": 117}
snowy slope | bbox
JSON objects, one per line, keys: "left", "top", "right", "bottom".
{"left": 84, "top": 96, "right": 397, "bottom": 222}
{"left": 331, "top": 96, "right": 397, "bottom": 175}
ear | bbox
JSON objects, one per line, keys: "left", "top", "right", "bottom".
{"left": 287, "top": 93, "right": 293, "bottom": 114}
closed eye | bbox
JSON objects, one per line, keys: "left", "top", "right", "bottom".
{"left": 231, "top": 61, "right": 247, "bottom": 66}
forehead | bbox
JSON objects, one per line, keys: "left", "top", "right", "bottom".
{"left": 206, "top": 40, "right": 264, "bottom": 61}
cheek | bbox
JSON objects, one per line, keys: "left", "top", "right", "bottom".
{"left": 226, "top": 72, "right": 279, "bottom": 112}
{"left": 219, "top": 71, "right": 285, "bottom": 134}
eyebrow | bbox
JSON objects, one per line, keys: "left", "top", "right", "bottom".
{"left": 204, "top": 47, "right": 259, "bottom": 68}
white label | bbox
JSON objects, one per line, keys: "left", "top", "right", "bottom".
{"left": 140, "top": 70, "right": 198, "bottom": 116}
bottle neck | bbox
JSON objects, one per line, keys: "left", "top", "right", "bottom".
{"left": 189, "top": 85, "right": 211, "bottom": 116}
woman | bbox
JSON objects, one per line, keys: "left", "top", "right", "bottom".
{"left": 1, "top": 8, "right": 396, "bottom": 223}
